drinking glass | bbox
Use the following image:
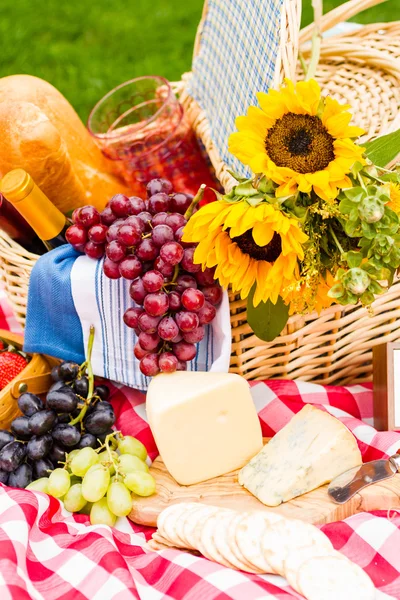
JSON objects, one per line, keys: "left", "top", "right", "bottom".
{"left": 88, "top": 76, "right": 216, "bottom": 198}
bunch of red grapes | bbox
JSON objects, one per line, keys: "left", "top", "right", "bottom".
{"left": 66, "top": 179, "right": 222, "bottom": 376}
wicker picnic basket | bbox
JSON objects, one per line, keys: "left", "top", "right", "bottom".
{"left": 0, "top": 0, "right": 400, "bottom": 385}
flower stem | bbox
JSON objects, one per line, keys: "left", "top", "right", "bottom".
{"left": 305, "top": 0, "right": 323, "bottom": 81}
{"left": 357, "top": 173, "right": 368, "bottom": 192}
{"left": 329, "top": 225, "right": 344, "bottom": 255}
{"left": 184, "top": 184, "right": 206, "bottom": 220}
{"left": 298, "top": 52, "right": 308, "bottom": 77}
{"left": 69, "top": 325, "right": 95, "bottom": 426}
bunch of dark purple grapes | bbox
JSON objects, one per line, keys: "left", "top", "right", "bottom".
{"left": 66, "top": 179, "right": 222, "bottom": 376}
{"left": 0, "top": 361, "right": 114, "bottom": 489}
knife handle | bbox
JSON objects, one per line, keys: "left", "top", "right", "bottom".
{"left": 389, "top": 454, "right": 400, "bottom": 472}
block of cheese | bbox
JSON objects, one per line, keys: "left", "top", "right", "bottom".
{"left": 146, "top": 372, "right": 263, "bottom": 485}
{"left": 239, "top": 404, "right": 362, "bottom": 506}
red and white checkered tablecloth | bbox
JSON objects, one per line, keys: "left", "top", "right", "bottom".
{"left": 0, "top": 294, "right": 399, "bottom": 600}
{"left": 0, "top": 287, "right": 23, "bottom": 335}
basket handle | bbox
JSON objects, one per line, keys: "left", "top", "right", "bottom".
{"left": 192, "top": 0, "right": 209, "bottom": 61}
{"left": 299, "top": 0, "right": 390, "bottom": 44}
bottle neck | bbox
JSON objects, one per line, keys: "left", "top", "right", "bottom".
{"left": 0, "top": 193, "right": 47, "bottom": 255}
{"left": 12, "top": 187, "right": 68, "bottom": 242}
{"left": 0, "top": 171, "right": 68, "bottom": 243}
{"left": 42, "top": 220, "right": 71, "bottom": 251}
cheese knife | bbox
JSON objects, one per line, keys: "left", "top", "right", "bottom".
{"left": 328, "top": 454, "right": 400, "bottom": 504}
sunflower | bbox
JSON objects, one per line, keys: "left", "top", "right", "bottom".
{"left": 388, "top": 182, "right": 400, "bottom": 214}
{"left": 228, "top": 79, "right": 366, "bottom": 201}
{"left": 182, "top": 200, "right": 308, "bottom": 306}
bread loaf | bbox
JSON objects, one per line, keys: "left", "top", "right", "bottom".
{"left": 0, "top": 75, "right": 131, "bottom": 213}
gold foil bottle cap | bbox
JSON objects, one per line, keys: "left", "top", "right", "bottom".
{"left": 0, "top": 169, "right": 34, "bottom": 202}
{"left": 0, "top": 168, "right": 67, "bottom": 243}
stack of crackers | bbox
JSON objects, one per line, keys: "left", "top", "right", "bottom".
{"left": 147, "top": 503, "right": 376, "bottom": 600}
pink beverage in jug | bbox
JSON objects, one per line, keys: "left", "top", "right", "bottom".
{"left": 88, "top": 76, "right": 217, "bottom": 202}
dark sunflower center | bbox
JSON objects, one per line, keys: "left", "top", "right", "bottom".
{"left": 231, "top": 229, "right": 282, "bottom": 262}
{"left": 264, "top": 113, "right": 335, "bottom": 174}
{"left": 287, "top": 129, "right": 312, "bottom": 155}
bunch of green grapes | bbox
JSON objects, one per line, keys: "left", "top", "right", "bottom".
{"left": 27, "top": 432, "right": 155, "bottom": 526}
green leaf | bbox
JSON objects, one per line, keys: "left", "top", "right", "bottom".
{"left": 247, "top": 287, "right": 289, "bottom": 342}
{"left": 257, "top": 177, "right": 276, "bottom": 194}
{"left": 360, "top": 291, "right": 375, "bottom": 305}
{"left": 328, "top": 283, "right": 345, "bottom": 299}
{"left": 362, "top": 262, "right": 391, "bottom": 281}
{"left": 351, "top": 162, "right": 365, "bottom": 177}
{"left": 364, "top": 128, "right": 400, "bottom": 167}
{"left": 361, "top": 222, "right": 376, "bottom": 239}
{"left": 379, "top": 172, "right": 400, "bottom": 183}
{"left": 234, "top": 182, "right": 259, "bottom": 197}
{"left": 339, "top": 198, "right": 356, "bottom": 214}
{"left": 345, "top": 251, "right": 362, "bottom": 269}
{"left": 246, "top": 195, "right": 268, "bottom": 206}
{"left": 343, "top": 187, "right": 365, "bottom": 202}
{"left": 226, "top": 169, "right": 248, "bottom": 183}
{"left": 369, "top": 279, "right": 385, "bottom": 294}
{"left": 344, "top": 219, "right": 361, "bottom": 237}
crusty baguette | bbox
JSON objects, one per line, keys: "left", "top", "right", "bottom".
{"left": 0, "top": 75, "right": 131, "bottom": 213}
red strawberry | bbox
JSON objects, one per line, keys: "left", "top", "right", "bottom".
{"left": 0, "top": 351, "right": 28, "bottom": 391}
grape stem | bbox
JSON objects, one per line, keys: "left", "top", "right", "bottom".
{"left": 171, "top": 264, "right": 179, "bottom": 284}
{"left": 69, "top": 325, "right": 95, "bottom": 426}
{"left": 184, "top": 184, "right": 206, "bottom": 221}
{"left": 105, "top": 432, "right": 121, "bottom": 477}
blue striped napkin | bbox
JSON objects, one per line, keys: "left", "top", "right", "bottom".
{"left": 24, "top": 246, "right": 231, "bottom": 391}
{"left": 188, "top": 0, "right": 284, "bottom": 177}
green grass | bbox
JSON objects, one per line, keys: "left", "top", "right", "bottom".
{"left": 0, "top": 0, "right": 397, "bottom": 121}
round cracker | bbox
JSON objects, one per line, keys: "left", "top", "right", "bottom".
{"left": 152, "top": 531, "right": 173, "bottom": 545}
{"left": 227, "top": 512, "right": 265, "bottom": 573}
{"left": 158, "top": 503, "right": 194, "bottom": 534}
{"left": 262, "top": 518, "right": 333, "bottom": 575}
{"left": 284, "top": 545, "right": 339, "bottom": 592}
{"left": 184, "top": 505, "right": 218, "bottom": 552}
{"left": 235, "top": 512, "right": 279, "bottom": 573}
{"left": 191, "top": 507, "right": 220, "bottom": 560}
{"left": 213, "top": 511, "right": 261, "bottom": 573}
{"left": 200, "top": 510, "right": 238, "bottom": 569}
{"left": 158, "top": 503, "right": 199, "bottom": 547}
{"left": 297, "top": 555, "right": 375, "bottom": 600}
{"left": 162, "top": 506, "right": 190, "bottom": 547}
{"left": 176, "top": 505, "right": 203, "bottom": 550}
{"left": 147, "top": 539, "right": 176, "bottom": 552}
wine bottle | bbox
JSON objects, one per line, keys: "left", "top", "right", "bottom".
{"left": 0, "top": 193, "right": 47, "bottom": 255}
{"left": 0, "top": 169, "right": 71, "bottom": 251}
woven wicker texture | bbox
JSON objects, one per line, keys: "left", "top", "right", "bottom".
{"left": 301, "top": 25, "right": 400, "bottom": 138}
{"left": 0, "top": 0, "right": 399, "bottom": 384}
{"left": 229, "top": 281, "right": 400, "bottom": 384}
{"left": 0, "top": 232, "right": 35, "bottom": 326}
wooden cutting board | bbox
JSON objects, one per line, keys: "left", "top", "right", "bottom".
{"left": 129, "top": 440, "right": 400, "bottom": 527}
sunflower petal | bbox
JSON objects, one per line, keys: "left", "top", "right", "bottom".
{"left": 294, "top": 79, "right": 321, "bottom": 115}
{"left": 252, "top": 222, "right": 274, "bottom": 247}
{"left": 228, "top": 130, "right": 266, "bottom": 165}
{"left": 236, "top": 106, "right": 276, "bottom": 133}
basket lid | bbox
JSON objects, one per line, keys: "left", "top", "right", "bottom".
{"left": 188, "top": 0, "right": 289, "bottom": 178}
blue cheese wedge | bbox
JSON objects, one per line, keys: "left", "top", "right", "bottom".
{"left": 238, "top": 404, "right": 362, "bottom": 506}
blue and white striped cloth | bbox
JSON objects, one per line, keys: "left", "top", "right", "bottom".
{"left": 24, "top": 246, "right": 231, "bottom": 392}
{"left": 188, "top": 0, "right": 284, "bottom": 178}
